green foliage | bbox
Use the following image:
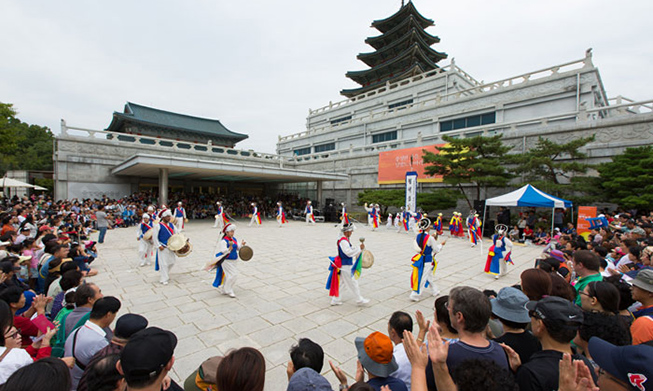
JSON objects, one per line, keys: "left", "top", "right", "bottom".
{"left": 422, "top": 134, "right": 515, "bottom": 207}
{"left": 598, "top": 146, "right": 653, "bottom": 210}
{"left": 357, "top": 188, "right": 461, "bottom": 214}
{"left": 514, "top": 136, "right": 594, "bottom": 198}
{"left": 0, "top": 102, "right": 54, "bottom": 174}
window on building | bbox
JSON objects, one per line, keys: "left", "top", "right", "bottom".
{"left": 372, "top": 131, "right": 398, "bottom": 143}
{"left": 440, "top": 112, "right": 496, "bottom": 132}
{"left": 294, "top": 147, "right": 311, "bottom": 156}
{"left": 388, "top": 99, "right": 413, "bottom": 109}
{"left": 314, "top": 143, "right": 335, "bottom": 153}
{"left": 330, "top": 115, "right": 352, "bottom": 125}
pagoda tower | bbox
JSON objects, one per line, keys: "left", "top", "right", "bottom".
{"left": 341, "top": 1, "right": 447, "bottom": 98}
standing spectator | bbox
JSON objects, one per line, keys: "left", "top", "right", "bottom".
{"left": 588, "top": 337, "right": 653, "bottom": 391}
{"left": 520, "top": 269, "right": 552, "bottom": 301}
{"left": 62, "top": 283, "right": 104, "bottom": 337}
{"left": 497, "top": 207, "right": 511, "bottom": 226}
{"left": 516, "top": 297, "right": 597, "bottom": 391}
{"left": 95, "top": 206, "right": 111, "bottom": 244}
{"left": 215, "top": 347, "right": 265, "bottom": 391}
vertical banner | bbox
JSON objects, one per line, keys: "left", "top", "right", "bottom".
{"left": 405, "top": 171, "right": 418, "bottom": 212}
{"left": 577, "top": 206, "right": 597, "bottom": 240}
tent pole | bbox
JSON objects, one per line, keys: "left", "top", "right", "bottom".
{"left": 551, "top": 208, "right": 555, "bottom": 236}
{"left": 481, "top": 204, "right": 487, "bottom": 253}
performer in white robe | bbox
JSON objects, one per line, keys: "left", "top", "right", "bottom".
{"left": 213, "top": 201, "right": 226, "bottom": 229}
{"left": 386, "top": 213, "right": 394, "bottom": 229}
{"left": 409, "top": 218, "right": 446, "bottom": 301}
{"left": 137, "top": 213, "right": 154, "bottom": 267}
{"left": 152, "top": 210, "right": 177, "bottom": 285}
{"left": 248, "top": 203, "right": 261, "bottom": 227}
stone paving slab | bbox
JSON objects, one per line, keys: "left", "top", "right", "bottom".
{"left": 88, "top": 220, "right": 543, "bottom": 390}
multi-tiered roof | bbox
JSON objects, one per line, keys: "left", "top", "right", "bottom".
{"left": 341, "top": 1, "right": 447, "bottom": 98}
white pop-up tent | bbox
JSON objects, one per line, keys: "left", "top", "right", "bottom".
{"left": 483, "top": 184, "right": 573, "bottom": 235}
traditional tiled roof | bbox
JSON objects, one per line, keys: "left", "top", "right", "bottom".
{"left": 105, "top": 102, "right": 248, "bottom": 142}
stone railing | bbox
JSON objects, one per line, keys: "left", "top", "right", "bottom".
{"left": 59, "top": 120, "right": 289, "bottom": 166}
{"left": 608, "top": 96, "right": 653, "bottom": 113}
{"left": 283, "top": 96, "right": 653, "bottom": 163}
{"left": 280, "top": 55, "right": 594, "bottom": 143}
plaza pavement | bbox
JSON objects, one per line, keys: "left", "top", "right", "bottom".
{"left": 89, "top": 219, "right": 544, "bottom": 390}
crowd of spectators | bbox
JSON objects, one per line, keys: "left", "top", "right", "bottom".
{"left": 1, "top": 192, "right": 652, "bottom": 390}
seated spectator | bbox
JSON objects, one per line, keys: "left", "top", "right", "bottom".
{"left": 0, "top": 300, "right": 32, "bottom": 383}
{"left": 215, "top": 347, "right": 265, "bottom": 391}
{"left": 425, "top": 286, "right": 508, "bottom": 390}
{"left": 520, "top": 268, "right": 552, "bottom": 301}
{"left": 434, "top": 296, "right": 458, "bottom": 343}
{"left": 588, "top": 337, "right": 653, "bottom": 391}
{"left": 491, "top": 287, "right": 541, "bottom": 363}
{"left": 183, "top": 356, "right": 222, "bottom": 391}
{"left": 0, "top": 286, "right": 49, "bottom": 347}
{"left": 578, "top": 281, "right": 620, "bottom": 314}
{"left": 352, "top": 331, "right": 407, "bottom": 391}
{"left": 604, "top": 275, "right": 636, "bottom": 326}
{"left": 64, "top": 296, "right": 121, "bottom": 390}
{"left": 451, "top": 359, "right": 519, "bottom": 391}
{"left": 83, "top": 353, "right": 124, "bottom": 391}
{"left": 50, "top": 270, "right": 83, "bottom": 319}
{"left": 117, "top": 327, "right": 178, "bottom": 391}
{"left": 286, "top": 338, "right": 331, "bottom": 391}
{"left": 523, "top": 226, "right": 534, "bottom": 242}
{"left": 46, "top": 261, "right": 78, "bottom": 313}
{"left": 630, "top": 269, "right": 653, "bottom": 345}
{"left": 516, "top": 297, "right": 597, "bottom": 391}
{"left": 2, "top": 356, "right": 71, "bottom": 391}
{"left": 77, "top": 313, "right": 149, "bottom": 391}
{"left": 386, "top": 311, "right": 412, "bottom": 389}
{"left": 509, "top": 226, "right": 520, "bottom": 242}
{"left": 572, "top": 250, "right": 603, "bottom": 306}
{"left": 574, "top": 311, "right": 631, "bottom": 362}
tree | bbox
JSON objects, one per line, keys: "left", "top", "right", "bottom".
{"left": 422, "top": 134, "right": 514, "bottom": 208}
{"left": 598, "top": 146, "right": 653, "bottom": 210}
{"left": 514, "top": 136, "right": 594, "bottom": 198}
{"left": 0, "top": 102, "right": 54, "bottom": 175}
{"left": 357, "top": 188, "right": 461, "bottom": 214}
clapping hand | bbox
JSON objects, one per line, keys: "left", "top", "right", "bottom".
{"left": 426, "top": 324, "right": 449, "bottom": 365}
{"left": 558, "top": 353, "right": 599, "bottom": 391}
{"left": 403, "top": 330, "right": 428, "bottom": 370}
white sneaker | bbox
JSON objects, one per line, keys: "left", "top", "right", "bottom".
{"left": 139, "top": 262, "right": 146, "bottom": 267}
{"left": 356, "top": 298, "right": 370, "bottom": 305}
{"left": 330, "top": 298, "right": 343, "bottom": 306}
{"left": 432, "top": 290, "right": 441, "bottom": 297}
{"left": 228, "top": 292, "right": 236, "bottom": 298}
{"left": 409, "top": 293, "right": 420, "bottom": 302}
{"left": 495, "top": 275, "right": 500, "bottom": 280}
{"left": 161, "top": 281, "right": 169, "bottom": 285}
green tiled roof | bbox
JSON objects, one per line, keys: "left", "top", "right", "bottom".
{"left": 105, "top": 102, "right": 248, "bottom": 142}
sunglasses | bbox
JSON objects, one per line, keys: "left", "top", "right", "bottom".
{"left": 4, "top": 329, "right": 19, "bottom": 339}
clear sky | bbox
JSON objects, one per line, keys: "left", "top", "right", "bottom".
{"left": 1, "top": 0, "right": 652, "bottom": 153}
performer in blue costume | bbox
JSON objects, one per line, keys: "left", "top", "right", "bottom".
{"left": 211, "top": 223, "right": 245, "bottom": 298}
{"left": 174, "top": 201, "right": 187, "bottom": 232}
{"left": 484, "top": 224, "right": 514, "bottom": 279}
{"left": 410, "top": 218, "right": 446, "bottom": 301}
{"left": 326, "top": 223, "right": 369, "bottom": 306}
{"left": 305, "top": 200, "right": 316, "bottom": 225}
{"left": 152, "top": 210, "right": 177, "bottom": 285}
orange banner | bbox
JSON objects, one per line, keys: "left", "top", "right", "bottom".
{"left": 378, "top": 144, "right": 445, "bottom": 184}
{"left": 577, "top": 206, "right": 597, "bottom": 237}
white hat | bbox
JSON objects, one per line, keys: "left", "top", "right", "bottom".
{"left": 341, "top": 222, "right": 355, "bottom": 232}
{"left": 142, "top": 213, "right": 150, "bottom": 219}
{"left": 216, "top": 201, "right": 221, "bottom": 205}
{"left": 307, "top": 200, "right": 312, "bottom": 204}
{"left": 178, "top": 202, "right": 182, "bottom": 205}
{"left": 222, "top": 223, "right": 236, "bottom": 234}
{"left": 162, "top": 210, "right": 172, "bottom": 218}
{"left": 147, "top": 206, "right": 154, "bottom": 211}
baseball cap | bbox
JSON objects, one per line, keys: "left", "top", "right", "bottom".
{"left": 632, "top": 269, "right": 653, "bottom": 293}
{"left": 526, "top": 296, "right": 583, "bottom": 328}
{"left": 589, "top": 337, "right": 653, "bottom": 390}
{"left": 120, "top": 327, "right": 177, "bottom": 384}
{"left": 491, "top": 287, "right": 531, "bottom": 323}
{"left": 287, "top": 367, "right": 332, "bottom": 391}
{"left": 355, "top": 332, "right": 397, "bottom": 377}
{"left": 548, "top": 249, "right": 565, "bottom": 263}
{"left": 114, "top": 314, "right": 149, "bottom": 339}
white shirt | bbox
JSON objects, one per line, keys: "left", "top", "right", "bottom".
{"left": 0, "top": 347, "right": 33, "bottom": 384}
{"left": 339, "top": 237, "right": 361, "bottom": 260}
{"left": 390, "top": 343, "right": 412, "bottom": 390}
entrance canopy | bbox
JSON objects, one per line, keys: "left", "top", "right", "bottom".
{"left": 111, "top": 154, "right": 349, "bottom": 183}
{"left": 485, "top": 184, "right": 572, "bottom": 208}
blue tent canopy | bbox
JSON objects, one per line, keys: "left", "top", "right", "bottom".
{"left": 485, "top": 184, "right": 573, "bottom": 208}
